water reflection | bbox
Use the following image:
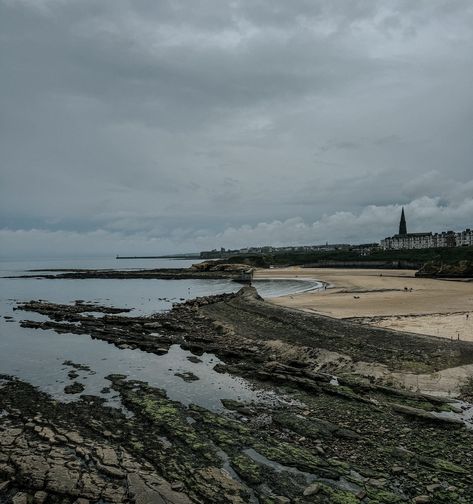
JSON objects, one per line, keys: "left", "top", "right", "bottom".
{"left": 0, "top": 259, "right": 321, "bottom": 410}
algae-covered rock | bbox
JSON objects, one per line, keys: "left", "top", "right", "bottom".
{"left": 253, "top": 440, "right": 341, "bottom": 478}
{"left": 231, "top": 454, "right": 263, "bottom": 485}
{"left": 273, "top": 411, "right": 360, "bottom": 440}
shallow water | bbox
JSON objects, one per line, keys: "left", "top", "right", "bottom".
{"left": 0, "top": 257, "right": 322, "bottom": 410}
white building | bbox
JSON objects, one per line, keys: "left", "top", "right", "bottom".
{"left": 381, "top": 209, "right": 472, "bottom": 250}
{"left": 457, "top": 229, "right": 473, "bottom": 247}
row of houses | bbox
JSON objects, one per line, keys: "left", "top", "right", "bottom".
{"left": 381, "top": 228, "right": 473, "bottom": 250}
{"left": 200, "top": 243, "right": 354, "bottom": 259}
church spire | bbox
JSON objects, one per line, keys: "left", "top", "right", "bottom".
{"left": 399, "top": 207, "right": 407, "bottom": 235}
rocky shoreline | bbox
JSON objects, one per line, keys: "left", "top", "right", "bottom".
{"left": 3, "top": 287, "right": 473, "bottom": 503}
{"left": 415, "top": 260, "right": 473, "bottom": 279}
{"left": 16, "top": 286, "right": 473, "bottom": 373}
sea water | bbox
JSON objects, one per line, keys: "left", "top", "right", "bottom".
{"left": 0, "top": 257, "right": 322, "bottom": 410}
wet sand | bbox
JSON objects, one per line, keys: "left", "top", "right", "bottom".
{"left": 256, "top": 267, "right": 473, "bottom": 340}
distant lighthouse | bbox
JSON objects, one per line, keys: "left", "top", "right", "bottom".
{"left": 399, "top": 207, "right": 407, "bottom": 235}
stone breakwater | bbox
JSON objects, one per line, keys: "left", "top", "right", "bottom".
{"left": 3, "top": 287, "right": 473, "bottom": 503}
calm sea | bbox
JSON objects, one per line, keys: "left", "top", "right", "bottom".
{"left": 0, "top": 257, "right": 321, "bottom": 410}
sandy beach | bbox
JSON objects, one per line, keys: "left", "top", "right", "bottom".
{"left": 256, "top": 267, "right": 473, "bottom": 341}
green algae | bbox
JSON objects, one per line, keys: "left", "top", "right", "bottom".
{"left": 231, "top": 454, "right": 263, "bottom": 485}
{"left": 133, "top": 394, "right": 217, "bottom": 457}
{"left": 190, "top": 405, "right": 253, "bottom": 448}
{"left": 366, "top": 489, "right": 404, "bottom": 503}
{"left": 314, "top": 484, "right": 359, "bottom": 504}
{"left": 253, "top": 440, "right": 338, "bottom": 476}
{"left": 273, "top": 411, "right": 331, "bottom": 439}
{"left": 105, "top": 374, "right": 473, "bottom": 503}
{"left": 433, "top": 458, "right": 468, "bottom": 474}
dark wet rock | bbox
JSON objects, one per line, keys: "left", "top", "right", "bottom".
{"left": 0, "top": 481, "right": 10, "bottom": 492}
{"left": 221, "top": 400, "right": 255, "bottom": 416}
{"left": 33, "top": 491, "right": 48, "bottom": 504}
{"left": 64, "top": 382, "right": 85, "bottom": 395}
{"left": 127, "top": 473, "right": 192, "bottom": 504}
{"left": 12, "top": 493, "right": 29, "bottom": 504}
{"left": 174, "top": 372, "right": 199, "bottom": 382}
{"left": 15, "top": 300, "right": 131, "bottom": 315}
{"left": 96, "top": 461, "right": 125, "bottom": 479}
{"left": 144, "top": 322, "right": 163, "bottom": 329}
{"left": 303, "top": 482, "right": 322, "bottom": 496}
{"left": 63, "top": 361, "right": 91, "bottom": 372}
{"left": 187, "top": 356, "right": 203, "bottom": 364}
{"left": 9, "top": 265, "right": 248, "bottom": 281}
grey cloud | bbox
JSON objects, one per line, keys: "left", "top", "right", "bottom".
{"left": 1, "top": 0, "right": 472, "bottom": 256}
{"left": 2, "top": 195, "right": 472, "bottom": 258}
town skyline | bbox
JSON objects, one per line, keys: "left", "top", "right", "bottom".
{"left": 200, "top": 208, "right": 472, "bottom": 257}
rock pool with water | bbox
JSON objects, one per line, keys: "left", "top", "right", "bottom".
{"left": 0, "top": 258, "right": 321, "bottom": 408}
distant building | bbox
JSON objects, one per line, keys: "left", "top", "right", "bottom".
{"left": 381, "top": 209, "right": 472, "bottom": 250}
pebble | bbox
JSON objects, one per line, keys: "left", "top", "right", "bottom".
{"left": 33, "top": 491, "right": 48, "bottom": 504}
{"left": 303, "top": 483, "right": 322, "bottom": 496}
{"left": 413, "top": 496, "right": 430, "bottom": 503}
{"left": 12, "top": 493, "right": 28, "bottom": 504}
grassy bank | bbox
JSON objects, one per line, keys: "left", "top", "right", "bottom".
{"left": 221, "top": 246, "right": 473, "bottom": 269}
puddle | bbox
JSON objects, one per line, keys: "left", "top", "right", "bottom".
{"left": 432, "top": 400, "right": 473, "bottom": 429}
{"left": 0, "top": 316, "right": 267, "bottom": 410}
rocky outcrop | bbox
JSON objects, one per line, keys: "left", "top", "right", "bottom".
{"left": 0, "top": 381, "right": 194, "bottom": 503}
{"left": 16, "top": 286, "right": 473, "bottom": 374}
{"left": 6, "top": 264, "right": 252, "bottom": 280}
{"left": 416, "top": 260, "right": 473, "bottom": 278}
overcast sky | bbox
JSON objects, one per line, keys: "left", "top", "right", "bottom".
{"left": 1, "top": 0, "right": 472, "bottom": 257}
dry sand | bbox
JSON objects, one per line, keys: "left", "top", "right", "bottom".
{"left": 256, "top": 267, "right": 473, "bottom": 341}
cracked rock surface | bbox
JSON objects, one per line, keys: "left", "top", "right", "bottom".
{"left": 0, "top": 379, "right": 193, "bottom": 504}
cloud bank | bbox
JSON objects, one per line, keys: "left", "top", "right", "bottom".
{"left": 2, "top": 196, "right": 472, "bottom": 258}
